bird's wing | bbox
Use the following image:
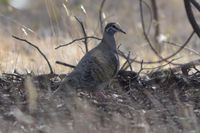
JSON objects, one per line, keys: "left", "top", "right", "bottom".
{"left": 75, "top": 51, "right": 105, "bottom": 84}
{"left": 76, "top": 49, "right": 118, "bottom": 82}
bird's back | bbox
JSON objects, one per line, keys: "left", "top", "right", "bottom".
{"left": 66, "top": 43, "right": 119, "bottom": 90}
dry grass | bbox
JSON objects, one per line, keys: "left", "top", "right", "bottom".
{"left": 0, "top": 0, "right": 199, "bottom": 73}
{"left": 0, "top": 73, "right": 200, "bottom": 133}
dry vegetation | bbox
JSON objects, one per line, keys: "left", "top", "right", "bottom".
{"left": 0, "top": 0, "right": 200, "bottom": 133}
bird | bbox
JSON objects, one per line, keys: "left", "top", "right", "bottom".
{"left": 58, "top": 22, "right": 126, "bottom": 96}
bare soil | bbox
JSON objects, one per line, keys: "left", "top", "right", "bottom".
{"left": 0, "top": 68, "right": 200, "bottom": 133}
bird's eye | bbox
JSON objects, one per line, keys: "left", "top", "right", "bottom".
{"left": 112, "top": 25, "right": 117, "bottom": 29}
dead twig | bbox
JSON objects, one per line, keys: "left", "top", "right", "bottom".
{"left": 12, "top": 35, "right": 54, "bottom": 74}
{"left": 120, "top": 61, "right": 129, "bottom": 71}
{"left": 99, "top": 0, "right": 106, "bottom": 34}
{"left": 140, "top": 0, "right": 153, "bottom": 35}
{"left": 140, "top": 0, "right": 170, "bottom": 63}
{"left": 137, "top": 60, "right": 144, "bottom": 77}
{"left": 118, "top": 50, "right": 136, "bottom": 71}
{"left": 153, "top": 58, "right": 200, "bottom": 76}
{"left": 55, "top": 61, "right": 75, "bottom": 68}
{"left": 55, "top": 36, "right": 101, "bottom": 49}
{"left": 151, "top": 0, "right": 160, "bottom": 43}
{"left": 163, "top": 41, "right": 200, "bottom": 57}
{"left": 74, "top": 16, "right": 89, "bottom": 53}
{"left": 123, "top": 51, "right": 133, "bottom": 71}
{"left": 143, "top": 58, "right": 181, "bottom": 70}
{"left": 139, "top": 0, "right": 194, "bottom": 65}
{"left": 184, "top": 0, "right": 200, "bottom": 38}
{"left": 132, "top": 31, "right": 195, "bottom": 64}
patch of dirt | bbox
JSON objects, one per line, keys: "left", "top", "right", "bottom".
{"left": 0, "top": 69, "right": 200, "bottom": 133}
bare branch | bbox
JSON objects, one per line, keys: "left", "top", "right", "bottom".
{"left": 136, "top": 60, "right": 144, "bottom": 77}
{"left": 143, "top": 58, "right": 181, "bottom": 70}
{"left": 120, "top": 61, "right": 128, "bottom": 71}
{"left": 137, "top": 0, "right": 195, "bottom": 65}
{"left": 119, "top": 51, "right": 131, "bottom": 70}
{"left": 56, "top": 61, "right": 75, "bottom": 68}
{"left": 151, "top": 0, "right": 160, "bottom": 43}
{"left": 12, "top": 35, "right": 54, "bottom": 74}
{"left": 140, "top": 0, "right": 153, "bottom": 34}
{"left": 118, "top": 50, "right": 137, "bottom": 71}
{"left": 132, "top": 31, "right": 194, "bottom": 64}
{"left": 184, "top": 0, "right": 200, "bottom": 38}
{"left": 190, "top": 0, "right": 200, "bottom": 11}
{"left": 99, "top": 0, "right": 106, "bottom": 34}
{"left": 163, "top": 41, "right": 200, "bottom": 57}
{"left": 55, "top": 36, "right": 101, "bottom": 49}
{"left": 124, "top": 52, "right": 133, "bottom": 71}
{"left": 74, "top": 16, "right": 89, "bottom": 53}
{"left": 120, "top": 51, "right": 133, "bottom": 71}
{"left": 140, "top": 0, "right": 169, "bottom": 63}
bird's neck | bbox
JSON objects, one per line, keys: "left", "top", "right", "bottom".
{"left": 101, "top": 32, "right": 117, "bottom": 51}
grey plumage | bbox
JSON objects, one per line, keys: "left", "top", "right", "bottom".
{"left": 58, "top": 23, "right": 126, "bottom": 94}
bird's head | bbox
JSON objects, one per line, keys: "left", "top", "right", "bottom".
{"left": 104, "top": 22, "right": 126, "bottom": 35}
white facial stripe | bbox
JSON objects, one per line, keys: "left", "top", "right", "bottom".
{"left": 113, "top": 27, "right": 118, "bottom": 32}
{"left": 105, "top": 27, "right": 110, "bottom": 32}
{"left": 106, "top": 26, "right": 118, "bottom": 32}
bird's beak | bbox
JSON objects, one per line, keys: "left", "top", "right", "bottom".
{"left": 118, "top": 28, "right": 126, "bottom": 34}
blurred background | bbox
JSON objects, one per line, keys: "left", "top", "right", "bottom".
{"left": 0, "top": 0, "right": 199, "bottom": 74}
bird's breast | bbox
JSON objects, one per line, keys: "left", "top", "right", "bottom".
{"left": 93, "top": 50, "right": 119, "bottom": 79}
